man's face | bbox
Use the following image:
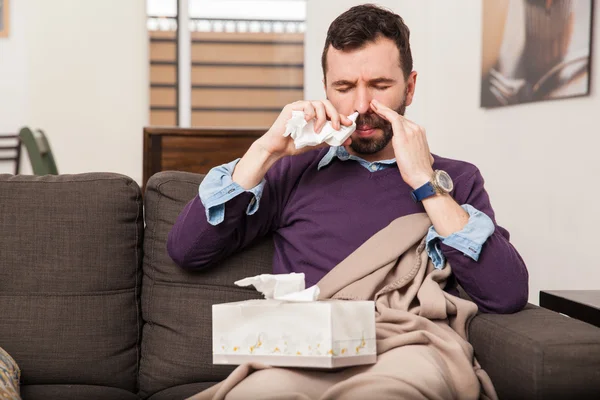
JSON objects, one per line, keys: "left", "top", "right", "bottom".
{"left": 324, "top": 36, "right": 416, "bottom": 155}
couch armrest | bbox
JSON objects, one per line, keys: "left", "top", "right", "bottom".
{"left": 469, "top": 304, "right": 600, "bottom": 400}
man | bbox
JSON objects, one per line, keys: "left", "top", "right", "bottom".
{"left": 168, "top": 4, "right": 528, "bottom": 315}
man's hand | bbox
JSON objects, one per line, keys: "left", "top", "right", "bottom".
{"left": 233, "top": 100, "right": 353, "bottom": 190}
{"left": 257, "top": 100, "right": 353, "bottom": 159}
{"left": 371, "top": 99, "right": 469, "bottom": 237}
{"left": 370, "top": 99, "right": 434, "bottom": 189}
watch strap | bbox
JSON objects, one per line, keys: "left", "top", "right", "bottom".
{"left": 410, "top": 181, "right": 437, "bottom": 202}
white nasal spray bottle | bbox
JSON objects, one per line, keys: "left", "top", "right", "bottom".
{"left": 284, "top": 111, "right": 360, "bottom": 150}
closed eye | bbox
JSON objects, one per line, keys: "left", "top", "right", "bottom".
{"left": 375, "top": 86, "right": 391, "bottom": 91}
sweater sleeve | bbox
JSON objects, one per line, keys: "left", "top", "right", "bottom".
{"left": 441, "top": 168, "right": 529, "bottom": 314}
{"left": 166, "top": 154, "right": 307, "bottom": 270}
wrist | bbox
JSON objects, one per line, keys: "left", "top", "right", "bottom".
{"left": 251, "top": 139, "right": 284, "bottom": 168}
{"left": 233, "top": 141, "right": 281, "bottom": 190}
{"left": 407, "top": 169, "right": 434, "bottom": 190}
{"left": 410, "top": 169, "right": 454, "bottom": 203}
{"left": 255, "top": 137, "right": 287, "bottom": 162}
{"left": 421, "top": 191, "right": 449, "bottom": 206}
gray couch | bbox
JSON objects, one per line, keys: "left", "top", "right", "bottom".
{"left": 1, "top": 172, "right": 599, "bottom": 400}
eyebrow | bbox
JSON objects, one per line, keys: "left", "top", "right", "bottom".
{"left": 331, "top": 77, "right": 397, "bottom": 87}
{"left": 369, "top": 78, "right": 397, "bottom": 85}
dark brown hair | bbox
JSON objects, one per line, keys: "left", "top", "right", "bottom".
{"left": 321, "top": 4, "right": 413, "bottom": 81}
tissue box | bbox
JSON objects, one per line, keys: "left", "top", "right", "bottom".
{"left": 212, "top": 299, "right": 377, "bottom": 369}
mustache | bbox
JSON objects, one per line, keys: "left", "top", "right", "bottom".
{"left": 355, "top": 112, "right": 389, "bottom": 129}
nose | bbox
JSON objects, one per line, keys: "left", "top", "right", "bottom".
{"left": 353, "top": 86, "right": 372, "bottom": 115}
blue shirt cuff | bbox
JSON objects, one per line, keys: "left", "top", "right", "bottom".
{"left": 198, "top": 158, "right": 266, "bottom": 226}
{"left": 425, "top": 204, "right": 495, "bottom": 269}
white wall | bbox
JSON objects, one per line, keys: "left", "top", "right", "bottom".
{"left": 306, "top": 0, "right": 600, "bottom": 304}
{"left": 0, "top": 0, "right": 148, "bottom": 182}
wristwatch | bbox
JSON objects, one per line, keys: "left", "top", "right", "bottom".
{"left": 410, "top": 170, "right": 454, "bottom": 202}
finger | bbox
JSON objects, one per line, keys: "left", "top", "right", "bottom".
{"left": 321, "top": 99, "right": 353, "bottom": 127}
{"left": 370, "top": 99, "right": 397, "bottom": 121}
{"left": 311, "top": 101, "right": 327, "bottom": 133}
{"left": 370, "top": 100, "right": 402, "bottom": 130}
{"left": 322, "top": 100, "right": 353, "bottom": 128}
{"left": 290, "top": 101, "right": 316, "bottom": 122}
{"left": 402, "top": 118, "right": 419, "bottom": 130}
{"left": 303, "top": 103, "right": 317, "bottom": 123}
{"left": 340, "top": 113, "right": 354, "bottom": 127}
{"left": 321, "top": 100, "right": 341, "bottom": 130}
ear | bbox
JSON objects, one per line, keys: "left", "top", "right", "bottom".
{"left": 404, "top": 71, "right": 418, "bottom": 107}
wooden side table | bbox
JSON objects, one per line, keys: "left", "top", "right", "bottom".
{"left": 539, "top": 290, "right": 600, "bottom": 328}
{"left": 143, "top": 126, "right": 264, "bottom": 192}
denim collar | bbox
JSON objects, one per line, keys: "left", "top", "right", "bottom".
{"left": 317, "top": 146, "right": 397, "bottom": 170}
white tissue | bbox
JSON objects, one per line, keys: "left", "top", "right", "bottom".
{"left": 283, "top": 111, "right": 359, "bottom": 150}
{"left": 234, "top": 272, "right": 320, "bottom": 302}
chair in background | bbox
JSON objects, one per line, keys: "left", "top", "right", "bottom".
{"left": 0, "top": 134, "right": 21, "bottom": 174}
{"left": 18, "top": 127, "right": 59, "bottom": 175}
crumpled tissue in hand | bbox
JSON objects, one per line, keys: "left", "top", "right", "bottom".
{"left": 283, "top": 111, "right": 359, "bottom": 150}
{"left": 234, "top": 272, "right": 320, "bottom": 302}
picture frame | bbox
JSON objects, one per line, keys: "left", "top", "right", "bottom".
{"left": 481, "top": 0, "right": 594, "bottom": 108}
{"left": 0, "top": 0, "right": 9, "bottom": 38}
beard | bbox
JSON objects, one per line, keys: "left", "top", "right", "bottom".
{"left": 350, "top": 92, "right": 407, "bottom": 155}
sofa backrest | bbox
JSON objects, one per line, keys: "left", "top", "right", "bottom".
{"left": 0, "top": 173, "right": 143, "bottom": 393}
{"left": 139, "top": 171, "right": 272, "bottom": 397}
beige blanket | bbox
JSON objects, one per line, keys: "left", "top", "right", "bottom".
{"left": 189, "top": 213, "right": 498, "bottom": 400}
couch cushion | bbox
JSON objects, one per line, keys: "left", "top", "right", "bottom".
{"left": 0, "top": 174, "right": 143, "bottom": 392}
{"left": 20, "top": 384, "right": 140, "bottom": 400}
{"left": 139, "top": 171, "right": 272, "bottom": 397}
{"left": 146, "top": 382, "right": 218, "bottom": 400}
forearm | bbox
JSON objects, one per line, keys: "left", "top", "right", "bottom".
{"left": 168, "top": 144, "right": 283, "bottom": 269}
{"left": 422, "top": 193, "right": 469, "bottom": 237}
{"left": 233, "top": 140, "right": 282, "bottom": 189}
{"left": 416, "top": 166, "right": 529, "bottom": 314}
{"left": 421, "top": 193, "right": 528, "bottom": 313}
{"left": 443, "top": 230, "right": 529, "bottom": 314}
{"left": 167, "top": 193, "right": 254, "bottom": 269}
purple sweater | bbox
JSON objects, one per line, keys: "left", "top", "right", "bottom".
{"left": 168, "top": 149, "right": 529, "bottom": 314}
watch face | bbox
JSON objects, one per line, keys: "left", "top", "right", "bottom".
{"left": 436, "top": 171, "right": 454, "bottom": 192}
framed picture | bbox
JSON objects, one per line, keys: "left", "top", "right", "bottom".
{"left": 481, "top": 0, "right": 594, "bottom": 108}
{"left": 0, "top": 0, "right": 9, "bottom": 38}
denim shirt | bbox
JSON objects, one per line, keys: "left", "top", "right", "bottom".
{"left": 198, "top": 146, "right": 495, "bottom": 269}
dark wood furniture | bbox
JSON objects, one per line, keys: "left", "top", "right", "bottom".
{"left": 0, "top": 134, "right": 21, "bottom": 175}
{"left": 540, "top": 290, "right": 600, "bottom": 328}
{"left": 143, "top": 126, "right": 265, "bottom": 191}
